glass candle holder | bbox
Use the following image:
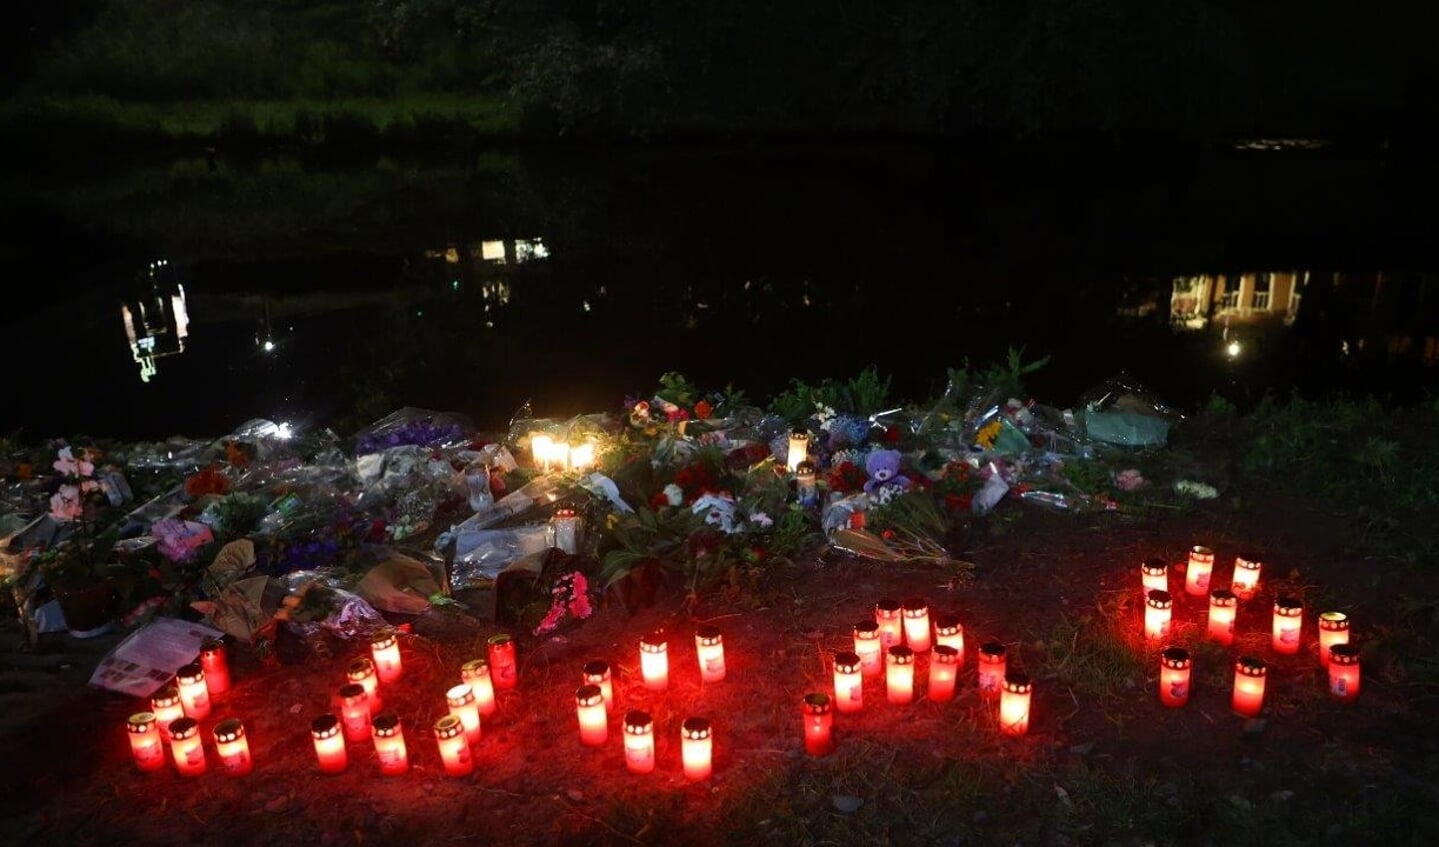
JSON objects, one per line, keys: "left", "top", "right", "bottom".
{"left": 802, "top": 693, "right": 835, "bottom": 757}
{"left": 371, "top": 712, "right": 409, "bottom": 776}
{"left": 176, "top": 662, "right": 212, "bottom": 720}
{"left": 1159, "top": 647, "right": 1192, "bottom": 708}
{"left": 929, "top": 645, "right": 959, "bottom": 702}
{"left": 1232, "top": 552, "right": 1263, "bottom": 601}
{"left": 1232, "top": 656, "right": 1268, "bottom": 718}
{"left": 623, "top": 710, "right": 655, "bottom": 774}
{"left": 575, "top": 684, "right": 608, "bottom": 747}
{"left": 1318, "top": 612, "right": 1350, "bottom": 668}
{"left": 447, "top": 684, "right": 483, "bottom": 745}
{"left": 338, "top": 683, "right": 372, "bottom": 743}
{"left": 582, "top": 660, "right": 614, "bottom": 711}
{"left": 1272, "top": 597, "right": 1304, "bottom": 655}
{"left": 311, "top": 714, "right": 348, "bottom": 774}
{"left": 568, "top": 442, "right": 596, "bottom": 473}
{"left": 150, "top": 685, "right": 185, "bottom": 741}
{"left": 681, "top": 717, "right": 713, "bottom": 780}
{"left": 695, "top": 625, "right": 726, "bottom": 683}
{"left": 487, "top": 634, "right": 519, "bottom": 691}
{"left": 461, "top": 659, "right": 498, "bottom": 717}
{"left": 875, "top": 599, "right": 904, "bottom": 650}
{"left": 977, "top": 642, "right": 1007, "bottom": 700}
{"left": 640, "top": 631, "right": 669, "bottom": 690}
{"left": 886, "top": 645, "right": 916, "bottom": 704}
{"left": 550, "top": 508, "right": 582, "bottom": 554}
{"left": 213, "top": 718, "right": 253, "bottom": 777}
{"left": 434, "top": 715, "right": 474, "bottom": 777}
{"left": 127, "top": 712, "right": 167, "bottom": 773}
{"left": 832, "top": 651, "right": 863, "bottom": 713}
{"left": 1185, "top": 545, "right": 1215, "bottom": 597}
{"left": 1327, "top": 643, "right": 1361, "bottom": 703}
{"left": 853, "top": 620, "right": 884, "bottom": 677}
{"left": 370, "top": 627, "right": 403, "bottom": 684}
{"left": 531, "top": 433, "right": 554, "bottom": 471}
{"left": 902, "top": 598, "right": 932, "bottom": 653}
{"left": 199, "top": 637, "right": 231, "bottom": 696}
{"left": 999, "top": 673, "right": 1033, "bottom": 736}
{"left": 933, "top": 615, "right": 964, "bottom": 662}
{"left": 786, "top": 429, "right": 809, "bottom": 472}
{"left": 1208, "top": 589, "right": 1238, "bottom": 646}
{"left": 167, "top": 716, "right": 207, "bottom": 777}
{"left": 1141, "top": 558, "right": 1169, "bottom": 596}
{"left": 347, "top": 657, "right": 382, "bottom": 714}
{"left": 1144, "top": 590, "right": 1173, "bottom": 641}
{"left": 795, "top": 460, "right": 819, "bottom": 508}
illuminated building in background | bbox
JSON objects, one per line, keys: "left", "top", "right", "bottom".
{"left": 121, "top": 260, "right": 190, "bottom": 382}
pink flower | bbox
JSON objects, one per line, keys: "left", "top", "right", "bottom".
{"left": 1116, "top": 469, "right": 1146, "bottom": 492}
{"left": 49, "top": 484, "right": 82, "bottom": 521}
{"left": 53, "top": 447, "right": 95, "bottom": 479}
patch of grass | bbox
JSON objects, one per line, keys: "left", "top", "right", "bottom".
{"left": 1030, "top": 598, "right": 1148, "bottom": 701}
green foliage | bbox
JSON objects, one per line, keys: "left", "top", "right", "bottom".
{"left": 977, "top": 346, "right": 1050, "bottom": 403}
{"left": 212, "top": 493, "right": 268, "bottom": 539}
{"left": 766, "top": 367, "right": 895, "bottom": 426}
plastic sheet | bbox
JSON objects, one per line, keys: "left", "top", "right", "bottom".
{"left": 444, "top": 524, "right": 554, "bottom": 586}
{"left": 1074, "top": 371, "right": 1183, "bottom": 448}
{"left": 353, "top": 407, "right": 474, "bottom": 456}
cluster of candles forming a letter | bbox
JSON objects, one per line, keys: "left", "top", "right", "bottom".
{"left": 567, "top": 626, "right": 722, "bottom": 779}
{"left": 804, "top": 597, "right": 1032, "bottom": 757}
{"left": 1141, "top": 547, "right": 1361, "bottom": 717}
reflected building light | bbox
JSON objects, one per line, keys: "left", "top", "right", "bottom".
{"left": 121, "top": 279, "right": 189, "bottom": 383}
{"left": 515, "top": 238, "right": 549, "bottom": 262}
{"left": 481, "top": 240, "right": 507, "bottom": 263}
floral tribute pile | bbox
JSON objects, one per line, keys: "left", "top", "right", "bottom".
{"left": 0, "top": 358, "right": 1215, "bottom": 657}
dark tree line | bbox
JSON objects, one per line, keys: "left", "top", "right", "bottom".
{"left": 8, "top": 0, "right": 1437, "bottom": 142}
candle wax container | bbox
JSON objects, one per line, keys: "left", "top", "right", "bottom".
{"left": 1140, "top": 558, "right": 1169, "bottom": 596}
{"left": 1208, "top": 589, "right": 1237, "bottom": 646}
{"left": 127, "top": 712, "right": 168, "bottom": 773}
{"left": 347, "top": 658, "right": 382, "bottom": 714}
{"left": 434, "top": 715, "right": 474, "bottom": 777}
{"left": 213, "top": 718, "right": 253, "bottom": 777}
{"left": 933, "top": 615, "right": 965, "bottom": 662}
{"left": 582, "top": 660, "right": 614, "bottom": 711}
{"left": 1317, "top": 612, "right": 1350, "bottom": 668}
{"left": 832, "top": 651, "right": 864, "bottom": 713}
{"left": 487, "top": 634, "right": 519, "bottom": 691}
{"left": 575, "top": 684, "right": 608, "bottom": 747}
{"left": 150, "top": 685, "right": 185, "bottom": 741}
{"left": 695, "top": 625, "right": 727, "bottom": 683}
{"left": 902, "top": 598, "right": 932, "bottom": 653}
{"left": 886, "top": 645, "right": 916, "bottom": 705}
{"left": 999, "top": 673, "right": 1033, "bottom": 736}
{"left": 875, "top": 599, "right": 904, "bottom": 650}
{"left": 853, "top": 621, "right": 884, "bottom": 677}
{"left": 1327, "top": 643, "right": 1361, "bottom": 703}
{"left": 640, "top": 631, "right": 669, "bottom": 691}
{"left": 1272, "top": 597, "right": 1304, "bottom": 655}
{"left": 928, "top": 645, "right": 959, "bottom": 703}
{"left": 371, "top": 627, "right": 403, "bottom": 684}
{"left": 1159, "top": 646, "right": 1192, "bottom": 708}
{"left": 1144, "top": 590, "right": 1173, "bottom": 641}
{"left": 1232, "top": 552, "right": 1263, "bottom": 601}
{"left": 199, "top": 637, "right": 231, "bottom": 696}
{"left": 681, "top": 717, "right": 713, "bottom": 780}
{"left": 1185, "top": 546, "right": 1215, "bottom": 597}
{"left": 461, "top": 659, "right": 498, "bottom": 717}
{"left": 168, "top": 717, "right": 207, "bottom": 777}
{"left": 1232, "top": 656, "right": 1268, "bottom": 718}
{"left": 338, "top": 683, "right": 372, "bottom": 742}
{"left": 446, "top": 684, "right": 483, "bottom": 745}
{"left": 977, "top": 642, "right": 1007, "bottom": 700}
{"left": 311, "top": 714, "right": 348, "bottom": 774}
{"left": 623, "top": 710, "right": 656, "bottom": 775}
{"left": 802, "top": 693, "right": 834, "bottom": 757}
{"left": 371, "top": 712, "right": 409, "bottom": 776}
{"left": 176, "top": 663, "right": 212, "bottom": 720}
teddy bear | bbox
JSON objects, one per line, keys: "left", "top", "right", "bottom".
{"left": 863, "top": 449, "right": 912, "bottom": 501}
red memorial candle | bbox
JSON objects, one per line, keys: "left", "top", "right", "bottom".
{"left": 802, "top": 693, "right": 834, "bottom": 757}
{"left": 126, "top": 712, "right": 167, "bottom": 773}
{"left": 311, "top": 714, "right": 348, "bottom": 774}
{"left": 1159, "top": 646, "right": 1192, "bottom": 708}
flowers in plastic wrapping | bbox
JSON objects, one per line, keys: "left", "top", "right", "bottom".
{"left": 1175, "top": 480, "right": 1219, "bottom": 499}
{"left": 534, "top": 571, "right": 593, "bottom": 636}
{"left": 184, "top": 464, "right": 232, "bottom": 498}
{"left": 692, "top": 492, "right": 741, "bottom": 533}
{"left": 151, "top": 519, "right": 215, "bottom": 563}
{"left": 1116, "top": 468, "right": 1146, "bottom": 492}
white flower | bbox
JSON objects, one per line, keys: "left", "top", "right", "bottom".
{"left": 814, "top": 404, "right": 837, "bottom": 429}
{"left": 663, "top": 483, "right": 684, "bottom": 507}
{"left": 749, "top": 511, "right": 773, "bottom": 529}
{"left": 1175, "top": 480, "right": 1218, "bottom": 499}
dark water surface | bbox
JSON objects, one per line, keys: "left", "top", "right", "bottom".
{"left": 2, "top": 142, "right": 1437, "bottom": 442}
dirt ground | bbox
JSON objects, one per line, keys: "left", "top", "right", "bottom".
{"left": 3, "top": 488, "right": 1438, "bottom": 846}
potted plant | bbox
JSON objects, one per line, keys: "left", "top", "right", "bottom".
{"left": 36, "top": 446, "right": 127, "bottom": 638}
